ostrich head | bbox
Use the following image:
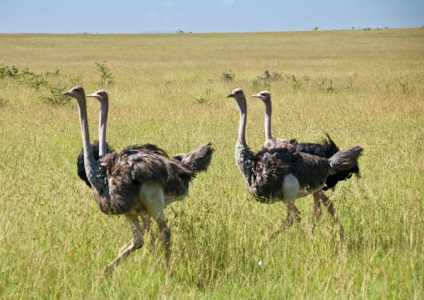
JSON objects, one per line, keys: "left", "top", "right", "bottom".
{"left": 63, "top": 85, "right": 85, "bottom": 100}
{"left": 86, "top": 89, "right": 108, "bottom": 103}
{"left": 251, "top": 90, "right": 271, "bottom": 102}
{"left": 226, "top": 87, "right": 245, "bottom": 100}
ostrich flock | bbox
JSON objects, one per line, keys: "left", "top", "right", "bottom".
{"left": 63, "top": 85, "right": 363, "bottom": 275}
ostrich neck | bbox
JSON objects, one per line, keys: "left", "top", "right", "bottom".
{"left": 264, "top": 98, "right": 272, "bottom": 141}
{"left": 236, "top": 97, "right": 247, "bottom": 146}
{"left": 235, "top": 97, "right": 255, "bottom": 183}
{"left": 76, "top": 96, "right": 106, "bottom": 195}
{"left": 98, "top": 97, "right": 109, "bottom": 157}
{"left": 76, "top": 96, "right": 95, "bottom": 165}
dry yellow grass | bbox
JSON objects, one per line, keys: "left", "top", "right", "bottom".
{"left": 0, "top": 28, "right": 423, "bottom": 299}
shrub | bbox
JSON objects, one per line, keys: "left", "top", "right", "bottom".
{"left": 194, "top": 87, "right": 213, "bottom": 105}
{"left": 263, "top": 69, "right": 282, "bottom": 81}
{"left": 399, "top": 81, "right": 409, "bottom": 94}
{"left": 317, "top": 75, "right": 334, "bottom": 92}
{"left": 95, "top": 61, "right": 115, "bottom": 86}
{"left": 251, "top": 70, "right": 283, "bottom": 91}
{"left": 45, "top": 68, "right": 60, "bottom": 77}
{"left": 221, "top": 70, "right": 235, "bottom": 82}
{"left": 284, "top": 74, "right": 302, "bottom": 89}
{"left": 18, "top": 68, "right": 48, "bottom": 89}
{"left": 0, "top": 98, "right": 9, "bottom": 107}
{"left": 251, "top": 78, "right": 270, "bottom": 91}
{"left": 0, "top": 65, "right": 19, "bottom": 78}
{"left": 39, "top": 81, "right": 71, "bottom": 105}
{"left": 0, "top": 65, "right": 47, "bottom": 89}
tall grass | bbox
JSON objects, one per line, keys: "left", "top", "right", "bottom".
{"left": 0, "top": 28, "right": 423, "bottom": 299}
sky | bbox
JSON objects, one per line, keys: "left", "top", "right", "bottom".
{"left": 0, "top": 0, "right": 423, "bottom": 33}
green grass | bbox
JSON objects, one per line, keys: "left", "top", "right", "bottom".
{"left": 0, "top": 28, "right": 423, "bottom": 299}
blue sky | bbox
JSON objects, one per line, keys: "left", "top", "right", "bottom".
{"left": 1, "top": 0, "right": 423, "bottom": 33}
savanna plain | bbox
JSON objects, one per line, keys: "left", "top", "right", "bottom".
{"left": 0, "top": 28, "right": 423, "bottom": 299}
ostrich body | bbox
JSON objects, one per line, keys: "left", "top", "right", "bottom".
{"left": 252, "top": 90, "right": 363, "bottom": 236}
{"left": 64, "top": 86, "right": 213, "bottom": 274}
{"left": 251, "top": 90, "right": 361, "bottom": 190}
{"left": 227, "top": 88, "right": 362, "bottom": 239}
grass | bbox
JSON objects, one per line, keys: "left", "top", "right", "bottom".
{"left": 0, "top": 28, "right": 423, "bottom": 299}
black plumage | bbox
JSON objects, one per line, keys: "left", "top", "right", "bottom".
{"left": 291, "top": 134, "right": 360, "bottom": 190}
{"left": 77, "top": 140, "right": 113, "bottom": 188}
{"left": 97, "top": 146, "right": 196, "bottom": 215}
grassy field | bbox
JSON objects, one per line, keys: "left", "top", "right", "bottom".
{"left": 0, "top": 28, "right": 423, "bottom": 299}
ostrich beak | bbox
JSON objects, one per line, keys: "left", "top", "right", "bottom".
{"left": 62, "top": 91, "right": 70, "bottom": 96}
{"left": 86, "top": 92, "right": 96, "bottom": 98}
{"left": 226, "top": 93, "right": 234, "bottom": 98}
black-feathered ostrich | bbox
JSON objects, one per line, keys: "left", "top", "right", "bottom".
{"left": 79, "top": 89, "right": 163, "bottom": 246}
{"left": 226, "top": 88, "right": 363, "bottom": 241}
{"left": 251, "top": 90, "right": 363, "bottom": 235}
{"left": 63, "top": 86, "right": 213, "bottom": 274}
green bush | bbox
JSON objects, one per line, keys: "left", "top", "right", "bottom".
{"left": 95, "top": 61, "right": 115, "bottom": 86}
{"left": 0, "top": 65, "right": 19, "bottom": 78}
{"left": 18, "top": 68, "right": 48, "bottom": 89}
{"left": 39, "top": 81, "right": 71, "bottom": 106}
{"left": 0, "top": 98, "right": 9, "bottom": 107}
{"left": 221, "top": 70, "right": 235, "bottom": 82}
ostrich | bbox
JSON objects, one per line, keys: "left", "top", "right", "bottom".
{"left": 251, "top": 90, "right": 361, "bottom": 188}
{"left": 63, "top": 86, "right": 213, "bottom": 274}
{"left": 251, "top": 90, "right": 363, "bottom": 235}
{"left": 82, "top": 89, "right": 163, "bottom": 246}
{"left": 226, "top": 88, "right": 363, "bottom": 241}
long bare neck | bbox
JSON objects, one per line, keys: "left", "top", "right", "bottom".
{"left": 236, "top": 97, "right": 247, "bottom": 146}
{"left": 264, "top": 98, "right": 272, "bottom": 141}
{"left": 76, "top": 95, "right": 94, "bottom": 163}
{"left": 235, "top": 96, "right": 255, "bottom": 184}
{"left": 74, "top": 93, "right": 113, "bottom": 214}
{"left": 98, "top": 97, "right": 109, "bottom": 157}
{"left": 75, "top": 95, "right": 102, "bottom": 190}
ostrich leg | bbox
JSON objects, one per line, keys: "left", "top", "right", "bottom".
{"left": 117, "top": 214, "right": 155, "bottom": 256}
{"left": 308, "top": 191, "right": 345, "bottom": 242}
{"left": 308, "top": 192, "right": 324, "bottom": 238}
{"left": 141, "top": 184, "right": 172, "bottom": 273}
{"left": 320, "top": 192, "right": 345, "bottom": 242}
{"left": 155, "top": 217, "right": 171, "bottom": 272}
{"left": 103, "top": 214, "right": 145, "bottom": 275}
{"left": 142, "top": 214, "right": 156, "bottom": 249}
{"left": 261, "top": 202, "right": 302, "bottom": 249}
